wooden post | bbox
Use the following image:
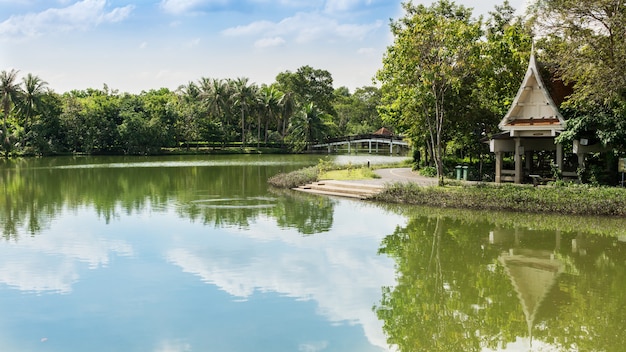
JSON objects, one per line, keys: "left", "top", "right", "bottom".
{"left": 515, "top": 137, "right": 522, "bottom": 184}
{"left": 495, "top": 152, "right": 502, "bottom": 183}
{"left": 556, "top": 143, "right": 563, "bottom": 172}
{"left": 577, "top": 153, "right": 585, "bottom": 171}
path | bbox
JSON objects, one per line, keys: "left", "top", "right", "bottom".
{"left": 293, "top": 168, "right": 439, "bottom": 199}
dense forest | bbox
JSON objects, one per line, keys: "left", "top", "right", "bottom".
{"left": 1, "top": 0, "right": 625, "bottom": 172}
{"left": 0, "top": 65, "right": 383, "bottom": 156}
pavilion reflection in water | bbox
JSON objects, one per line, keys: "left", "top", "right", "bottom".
{"left": 491, "top": 229, "right": 564, "bottom": 347}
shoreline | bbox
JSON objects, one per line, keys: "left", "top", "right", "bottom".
{"left": 269, "top": 167, "right": 626, "bottom": 217}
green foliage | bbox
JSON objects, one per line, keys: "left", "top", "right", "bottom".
{"left": 267, "top": 166, "right": 319, "bottom": 189}
{"left": 376, "top": 211, "right": 626, "bottom": 351}
{"left": 374, "top": 182, "right": 626, "bottom": 216}
{"left": 2, "top": 64, "right": 364, "bottom": 156}
{"left": 286, "top": 103, "right": 332, "bottom": 152}
{"left": 418, "top": 166, "right": 437, "bottom": 177}
{"left": 533, "top": 0, "right": 626, "bottom": 150}
{"left": 376, "top": 1, "right": 534, "bottom": 185}
{"left": 276, "top": 65, "right": 337, "bottom": 117}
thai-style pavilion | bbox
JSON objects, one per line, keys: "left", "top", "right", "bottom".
{"left": 490, "top": 52, "right": 583, "bottom": 183}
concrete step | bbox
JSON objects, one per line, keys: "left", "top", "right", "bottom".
{"left": 294, "top": 180, "right": 384, "bottom": 199}
{"left": 315, "top": 180, "right": 384, "bottom": 192}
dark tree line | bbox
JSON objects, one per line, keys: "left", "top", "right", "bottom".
{"left": 0, "top": 65, "right": 385, "bottom": 157}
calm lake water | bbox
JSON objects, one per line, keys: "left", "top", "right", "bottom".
{"left": 1, "top": 155, "right": 626, "bottom": 352}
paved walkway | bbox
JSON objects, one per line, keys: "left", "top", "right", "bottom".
{"left": 294, "top": 168, "right": 440, "bottom": 199}
{"left": 374, "top": 168, "right": 438, "bottom": 186}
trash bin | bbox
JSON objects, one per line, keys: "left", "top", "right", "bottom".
{"left": 462, "top": 166, "right": 469, "bottom": 181}
{"left": 455, "top": 165, "right": 462, "bottom": 180}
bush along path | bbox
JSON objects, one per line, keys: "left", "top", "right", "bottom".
{"left": 372, "top": 182, "right": 626, "bottom": 217}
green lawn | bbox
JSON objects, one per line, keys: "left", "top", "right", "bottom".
{"left": 319, "top": 167, "right": 380, "bottom": 180}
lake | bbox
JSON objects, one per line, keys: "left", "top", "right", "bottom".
{"left": 1, "top": 155, "right": 625, "bottom": 352}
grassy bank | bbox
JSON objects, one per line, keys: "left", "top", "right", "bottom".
{"left": 267, "top": 159, "right": 385, "bottom": 189}
{"left": 373, "top": 182, "right": 626, "bottom": 217}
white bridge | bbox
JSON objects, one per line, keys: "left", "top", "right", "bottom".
{"left": 311, "top": 133, "right": 409, "bottom": 154}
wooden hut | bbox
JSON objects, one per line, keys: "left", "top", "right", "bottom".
{"left": 490, "top": 52, "right": 578, "bottom": 183}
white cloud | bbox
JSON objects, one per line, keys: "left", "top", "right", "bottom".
{"left": 183, "top": 37, "right": 201, "bottom": 48}
{"left": 154, "top": 339, "right": 192, "bottom": 352}
{"left": 324, "top": 0, "right": 360, "bottom": 13}
{"left": 254, "top": 36, "right": 285, "bottom": 48}
{"left": 159, "top": 0, "right": 227, "bottom": 15}
{"left": 222, "top": 12, "right": 382, "bottom": 44}
{"left": 139, "top": 41, "right": 148, "bottom": 49}
{"left": 298, "top": 340, "right": 329, "bottom": 352}
{"left": 0, "top": 0, "right": 134, "bottom": 39}
{"left": 357, "top": 47, "right": 374, "bottom": 55}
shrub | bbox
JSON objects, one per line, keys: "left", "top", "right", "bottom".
{"left": 372, "top": 183, "right": 626, "bottom": 217}
{"left": 267, "top": 166, "right": 319, "bottom": 189}
{"left": 418, "top": 166, "right": 437, "bottom": 177}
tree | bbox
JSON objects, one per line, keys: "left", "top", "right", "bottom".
{"left": 377, "top": 0, "right": 482, "bottom": 185}
{"left": 276, "top": 65, "right": 337, "bottom": 117}
{"left": 0, "top": 69, "right": 22, "bottom": 157}
{"left": 231, "top": 77, "right": 257, "bottom": 148}
{"left": 287, "top": 103, "right": 331, "bottom": 151}
{"left": 334, "top": 86, "right": 384, "bottom": 135}
{"left": 532, "top": 0, "right": 626, "bottom": 105}
{"left": 277, "top": 90, "right": 297, "bottom": 145}
{"left": 259, "top": 84, "right": 283, "bottom": 145}
{"left": 532, "top": 0, "right": 626, "bottom": 150}
{"left": 198, "top": 78, "right": 236, "bottom": 145}
{"left": 18, "top": 73, "right": 48, "bottom": 134}
{"left": 478, "top": 1, "right": 532, "bottom": 128}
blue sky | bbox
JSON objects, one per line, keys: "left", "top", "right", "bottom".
{"left": 0, "top": 0, "right": 527, "bottom": 94}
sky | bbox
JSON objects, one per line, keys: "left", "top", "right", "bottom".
{"left": 0, "top": 0, "right": 528, "bottom": 94}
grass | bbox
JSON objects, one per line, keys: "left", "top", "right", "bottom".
{"left": 267, "top": 166, "right": 319, "bottom": 189}
{"left": 267, "top": 159, "right": 384, "bottom": 189}
{"left": 269, "top": 163, "right": 626, "bottom": 217}
{"left": 319, "top": 167, "right": 380, "bottom": 181}
{"left": 372, "top": 182, "right": 626, "bottom": 217}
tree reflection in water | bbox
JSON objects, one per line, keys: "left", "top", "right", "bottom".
{"left": 376, "top": 211, "right": 626, "bottom": 352}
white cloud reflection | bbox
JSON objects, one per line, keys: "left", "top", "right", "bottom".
{"left": 0, "top": 211, "right": 134, "bottom": 293}
{"left": 166, "top": 201, "right": 403, "bottom": 351}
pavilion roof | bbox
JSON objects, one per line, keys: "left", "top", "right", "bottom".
{"left": 498, "top": 52, "right": 572, "bottom": 136}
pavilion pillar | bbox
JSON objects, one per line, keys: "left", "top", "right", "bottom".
{"left": 556, "top": 143, "right": 563, "bottom": 171}
{"left": 495, "top": 152, "right": 503, "bottom": 183}
{"left": 525, "top": 151, "right": 533, "bottom": 172}
{"left": 514, "top": 137, "right": 523, "bottom": 184}
{"left": 577, "top": 153, "right": 586, "bottom": 170}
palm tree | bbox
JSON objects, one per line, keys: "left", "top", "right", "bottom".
{"left": 288, "top": 103, "right": 330, "bottom": 151}
{"left": 0, "top": 69, "right": 22, "bottom": 157}
{"left": 198, "top": 78, "right": 233, "bottom": 145}
{"left": 18, "top": 73, "right": 48, "bottom": 140}
{"left": 259, "top": 85, "right": 282, "bottom": 146}
{"left": 231, "top": 77, "right": 256, "bottom": 148}
{"left": 177, "top": 81, "right": 200, "bottom": 103}
{"left": 278, "top": 91, "right": 297, "bottom": 145}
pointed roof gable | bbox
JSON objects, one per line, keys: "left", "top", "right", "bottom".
{"left": 499, "top": 52, "right": 566, "bottom": 137}
{"left": 373, "top": 127, "right": 393, "bottom": 136}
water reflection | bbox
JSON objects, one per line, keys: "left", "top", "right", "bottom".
{"left": 0, "top": 155, "right": 403, "bottom": 351}
{"left": 3, "top": 156, "right": 626, "bottom": 351}
{"left": 376, "top": 209, "right": 626, "bottom": 351}
{"left": 0, "top": 155, "right": 328, "bottom": 238}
